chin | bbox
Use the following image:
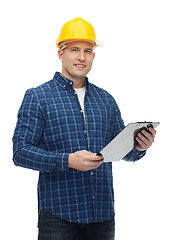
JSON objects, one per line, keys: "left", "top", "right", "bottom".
{"left": 74, "top": 71, "right": 88, "bottom": 79}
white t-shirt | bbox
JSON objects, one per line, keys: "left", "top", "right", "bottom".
{"left": 74, "top": 87, "right": 86, "bottom": 115}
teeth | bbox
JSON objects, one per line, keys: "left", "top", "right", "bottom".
{"left": 76, "top": 65, "right": 84, "bottom": 67}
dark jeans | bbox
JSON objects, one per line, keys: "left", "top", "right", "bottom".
{"left": 38, "top": 209, "right": 115, "bottom": 240}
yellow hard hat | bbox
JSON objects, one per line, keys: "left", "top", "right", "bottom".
{"left": 56, "top": 17, "right": 98, "bottom": 49}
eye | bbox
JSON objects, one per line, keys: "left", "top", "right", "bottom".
{"left": 70, "top": 48, "right": 79, "bottom": 52}
{"left": 85, "top": 49, "right": 93, "bottom": 54}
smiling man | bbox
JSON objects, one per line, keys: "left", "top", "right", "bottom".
{"left": 12, "top": 18, "right": 156, "bottom": 240}
{"left": 58, "top": 41, "right": 95, "bottom": 88}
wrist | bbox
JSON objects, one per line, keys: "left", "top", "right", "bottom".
{"left": 68, "top": 153, "right": 74, "bottom": 168}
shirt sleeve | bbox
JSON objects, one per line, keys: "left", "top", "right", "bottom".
{"left": 12, "top": 89, "right": 69, "bottom": 172}
{"left": 112, "top": 100, "right": 146, "bottom": 162}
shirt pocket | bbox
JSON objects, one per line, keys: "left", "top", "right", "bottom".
{"left": 88, "top": 103, "right": 113, "bottom": 136}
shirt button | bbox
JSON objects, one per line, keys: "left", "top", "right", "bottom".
{"left": 84, "top": 130, "right": 86, "bottom": 134}
{"left": 80, "top": 110, "right": 83, "bottom": 113}
{"left": 69, "top": 82, "right": 72, "bottom": 85}
{"left": 91, "top": 172, "right": 93, "bottom": 176}
{"left": 93, "top": 196, "right": 95, "bottom": 199}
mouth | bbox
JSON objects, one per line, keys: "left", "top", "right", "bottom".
{"left": 74, "top": 64, "right": 86, "bottom": 69}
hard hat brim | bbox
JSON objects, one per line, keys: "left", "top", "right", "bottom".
{"left": 56, "top": 39, "right": 98, "bottom": 49}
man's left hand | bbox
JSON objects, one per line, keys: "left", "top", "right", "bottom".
{"left": 135, "top": 127, "right": 156, "bottom": 151}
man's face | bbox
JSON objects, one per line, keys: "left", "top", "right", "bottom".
{"left": 58, "top": 41, "right": 95, "bottom": 82}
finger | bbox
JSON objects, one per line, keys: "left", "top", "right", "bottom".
{"left": 91, "top": 158, "right": 104, "bottom": 163}
{"left": 91, "top": 153, "right": 104, "bottom": 161}
{"left": 149, "top": 128, "right": 156, "bottom": 138}
{"left": 136, "top": 136, "right": 148, "bottom": 150}
{"left": 88, "top": 159, "right": 104, "bottom": 170}
{"left": 96, "top": 155, "right": 104, "bottom": 161}
{"left": 85, "top": 151, "right": 100, "bottom": 158}
{"left": 141, "top": 129, "right": 154, "bottom": 142}
{"left": 138, "top": 132, "right": 152, "bottom": 147}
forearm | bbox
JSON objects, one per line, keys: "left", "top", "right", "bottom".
{"left": 13, "top": 144, "right": 69, "bottom": 172}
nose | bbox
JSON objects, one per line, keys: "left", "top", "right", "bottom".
{"left": 77, "top": 50, "right": 85, "bottom": 62}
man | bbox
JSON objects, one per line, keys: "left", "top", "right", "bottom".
{"left": 13, "top": 18, "right": 156, "bottom": 240}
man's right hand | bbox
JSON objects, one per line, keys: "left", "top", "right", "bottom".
{"left": 68, "top": 150, "right": 104, "bottom": 171}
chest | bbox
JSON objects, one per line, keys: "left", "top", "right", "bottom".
{"left": 41, "top": 89, "right": 114, "bottom": 134}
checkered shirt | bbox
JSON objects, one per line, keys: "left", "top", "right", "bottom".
{"left": 13, "top": 72, "right": 145, "bottom": 223}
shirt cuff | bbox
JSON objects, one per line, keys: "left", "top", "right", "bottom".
{"left": 56, "top": 153, "right": 69, "bottom": 171}
{"left": 132, "top": 148, "right": 146, "bottom": 161}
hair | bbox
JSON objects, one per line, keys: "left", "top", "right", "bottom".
{"left": 59, "top": 42, "right": 67, "bottom": 50}
{"left": 59, "top": 40, "right": 96, "bottom": 51}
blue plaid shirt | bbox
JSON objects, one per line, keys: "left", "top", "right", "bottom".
{"left": 13, "top": 72, "right": 145, "bottom": 223}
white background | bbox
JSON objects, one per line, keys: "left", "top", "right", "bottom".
{"left": 1, "top": 0, "right": 183, "bottom": 239}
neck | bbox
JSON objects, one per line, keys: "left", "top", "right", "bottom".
{"left": 73, "top": 80, "right": 85, "bottom": 89}
{"left": 61, "top": 72, "right": 86, "bottom": 88}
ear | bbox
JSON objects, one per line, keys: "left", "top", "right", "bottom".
{"left": 93, "top": 52, "right": 95, "bottom": 60}
{"left": 58, "top": 49, "right": 64, "bottom": 61}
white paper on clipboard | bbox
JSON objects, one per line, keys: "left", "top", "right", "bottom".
{"left": 98, "top": 122, "right": 160, "bottom": 162}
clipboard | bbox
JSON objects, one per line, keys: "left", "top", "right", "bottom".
{"left": 98, "top": 122, "right": 160, "bottom": 162}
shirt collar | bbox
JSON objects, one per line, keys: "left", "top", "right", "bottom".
{"left": 53, "top": 72, "right": 89, "bottom": 91}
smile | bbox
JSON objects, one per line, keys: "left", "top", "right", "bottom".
{"left": 74, "top": 64, "right": 86, "bottom": 68}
